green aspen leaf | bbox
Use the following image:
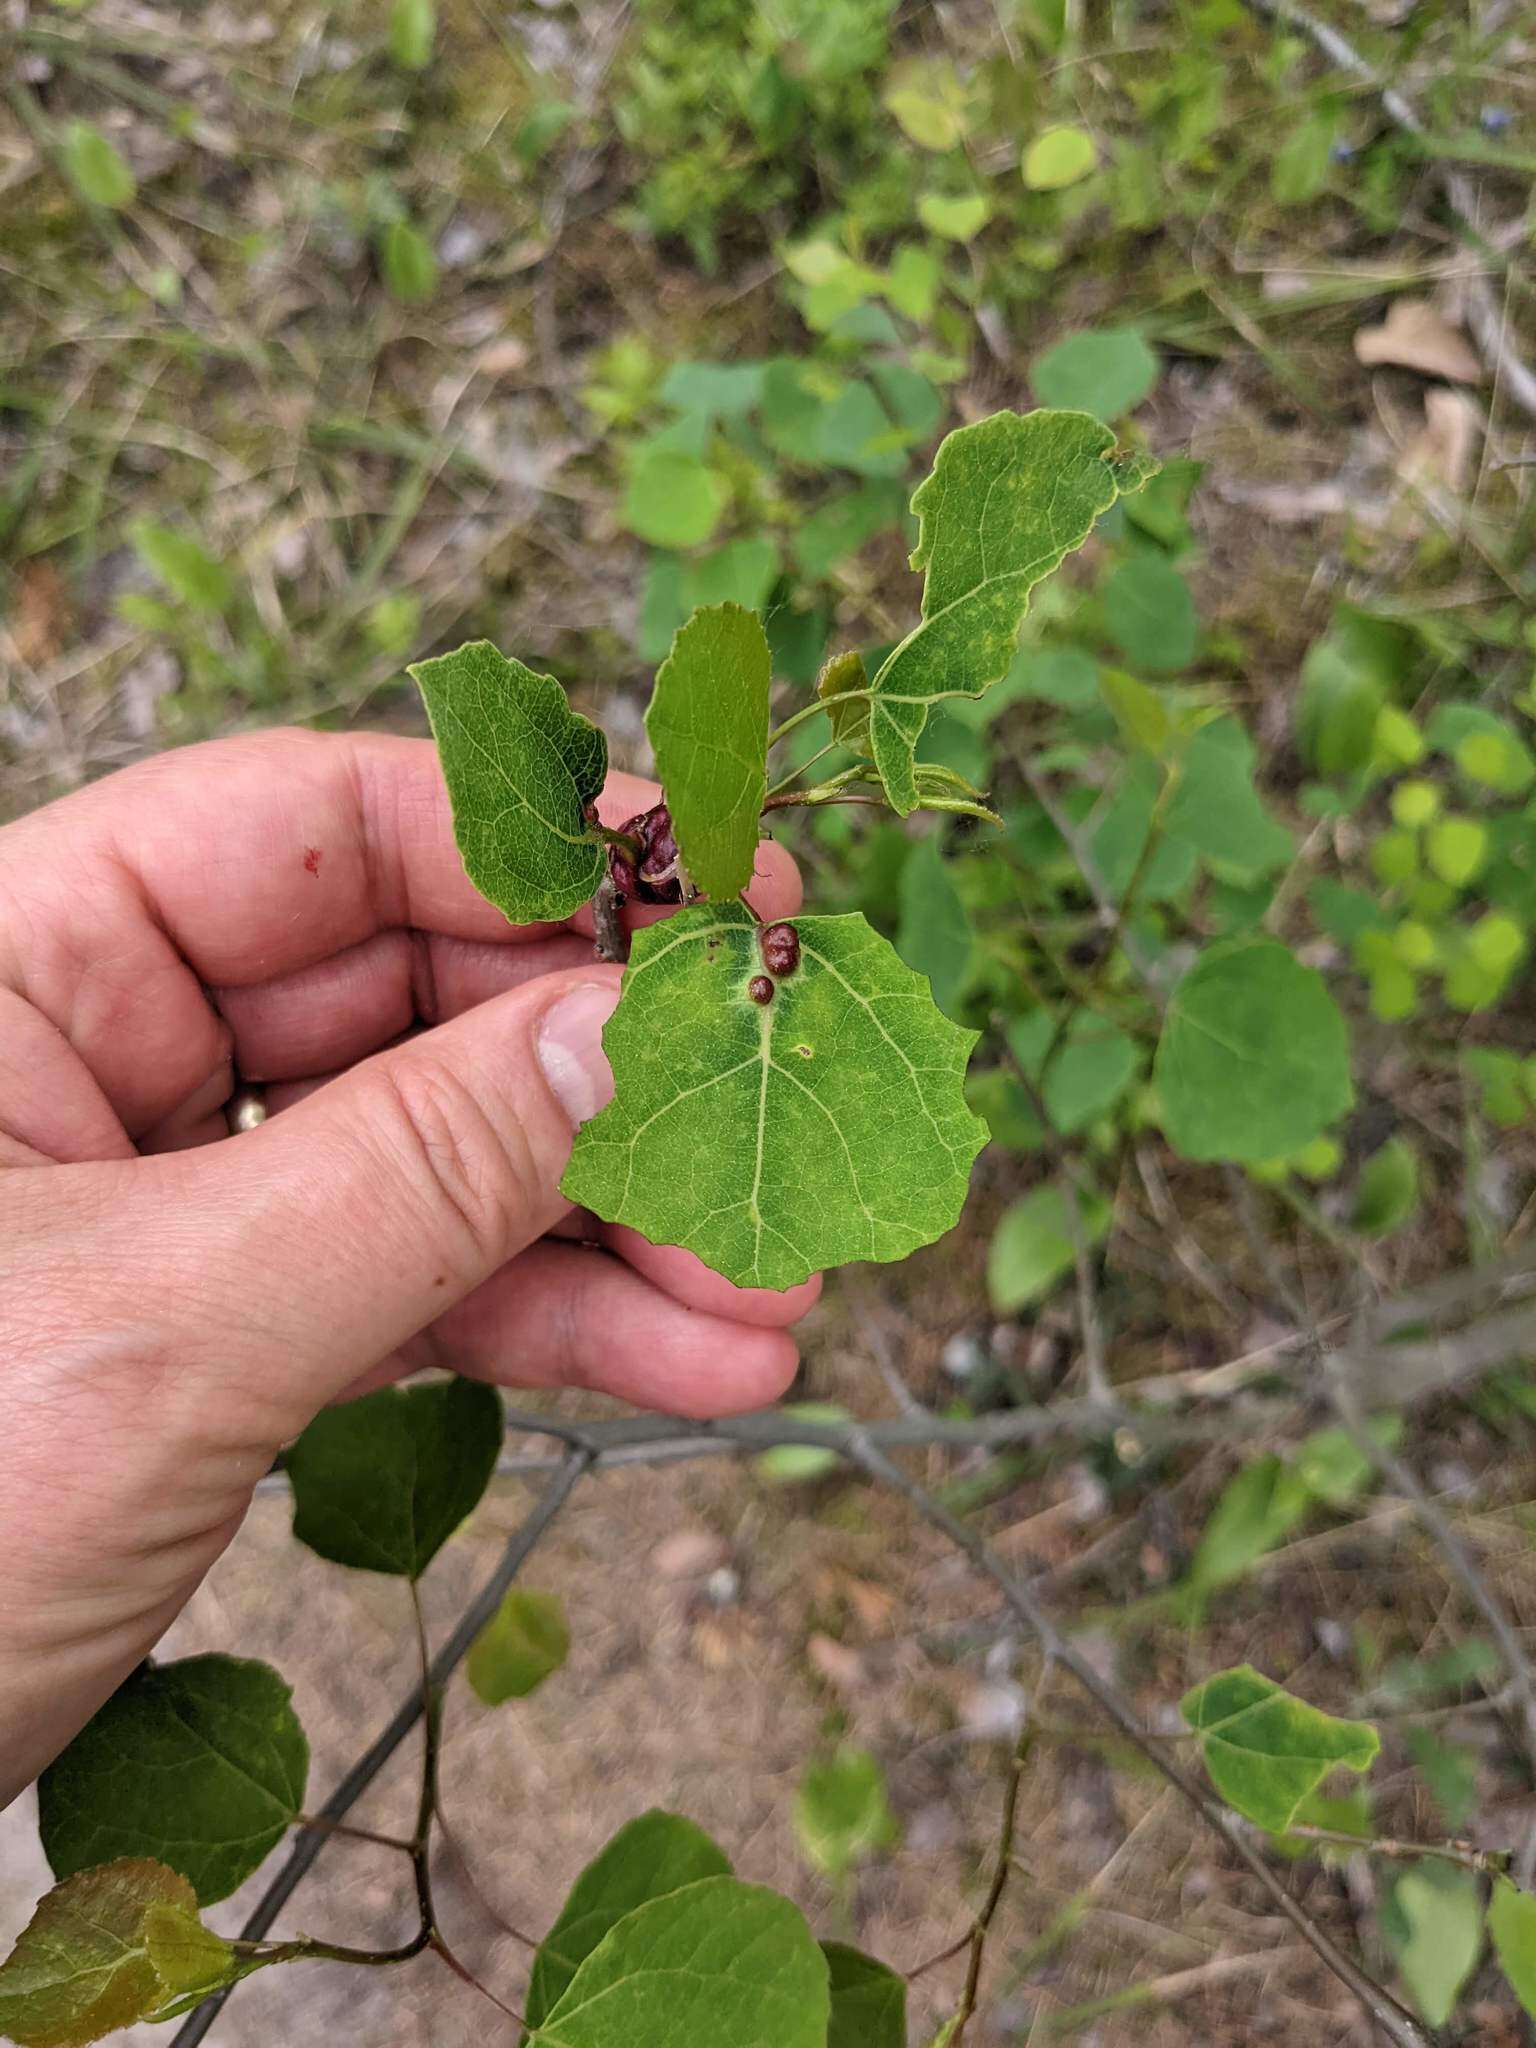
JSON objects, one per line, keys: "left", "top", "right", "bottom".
{"left": 816, "top": 649, "right": 871, "bottom": 754}
{"left": 793, "top": 483, "right": 904, "bottom": 577}
{"left": 793, "top": 1749, "right": 899, "bottom": 1880}
{"left": 1489, "top": 1878, "right": 1536, "bottom": 2016}
{"left": 528, "top": 1877, "right": 827, "bottom": 2048}
{"left": 1298, "top": 638, "right": 1384, "bottom": 777}
{"left": 286, "top": 1375, "right": 501, "bottom": 1579}
{"left": 659, "top": 361, "right": 766, "bottom": 420}
{"left": 1294, "top": 1418, "right": 1401, "bottom": 1507}
{"left": 1180, "top": 1665, "right": 1379, "bottom": 1833}
{"left": 61, "top": 121, "right": 135, "bottom": 209}
{"left": 411, "top": 640, "right": 607, "bottom": 923}
{"left": 682, "top": 537, "right": 780, "bottom": 615}
{"left": 1022, "top": 123, "right": 1097, "bottom": 189}
{"left": 379, "top": 217, "right": 438, "bottom": 303}
{"left": 562, "top": 905, "right": 986, "bottom": 1290}
{"left": 623, "top": 447, "right": 727, "bottom": 548}
{"left": 645, "top": 603, "right": 770, "bottom": 900}
{"left": 917, "top": 192, "right": 991, "bottom": 241}
{"left": 1007, "top": 1010, "right": 1139, "bottom": 1135}
{"left": 1271, "top": 107, "right": 1336, "bottom": 204}
{"left": 129, "top": 521, "right": 232, "bottom": 614}
{"left": 1427, "top": 815, "right": 1488, "bottom": 887}
{"left": 896, "top": 832, "right": 972, "bottom": 1017}
{"left": 1099, "top": 667, "right": 1171, "bottom": 754}
{"left": 466, "top": 1588, "right": 569, "bottom": 1705}
{"left": 1384, "top": 1865, "right": 1481, "bottom": 2027}
{"left": 824, "top": 1943, "right": 906, "bottom": 2047}
{"left": 1155, "top": 939, "right": 1353, "bottom": 1163}
{"left": 141, "top": 1903, "right": 238, "bottom": 2000}
{"left": 1101, "top": 555, "right": 1198, "bottom": 672}
{"left": 987, "top": 1182, "right": 1111, "bottom": 1313}
{"left": 1007, "top": 645, "right": 1099, "bottom": 707}
{"left": 1351, "top": 1136, "right": 1420, "bottom": 1236}
{"left": 38, "top": 1657, "right": 308, "bottom": 1905}
{"left": 884, "top": 61, "right": 969, "bottom": 152}
{"left": 753, "top": 1401, "right": 850, "bottom": 1484}
{"left": 1186, "top": 1454, "right": 1311, "bottom": 1593}
{"left": 1032, "top": 327, "right": 1159, "bottom": 418}
{"left": 388, "top": 0, "right": 435, "bottom": 69}
{"left": 1164, "top": 717, "right": 1294, "bottom": 875}
{"left": 526, "top": 1812, "right": 732, "bottom": 2029}
{"left": 868, "top": 410, "right": 1155, "bottom": 814}
{"left": 0, "top": 1861, "right": 198, "bottom": 2047}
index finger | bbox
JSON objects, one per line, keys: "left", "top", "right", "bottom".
{"left": 0, "top": 728, "right": 800, "bottom": 1138}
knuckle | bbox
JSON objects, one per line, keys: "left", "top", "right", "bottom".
{"left": 371, "top": 1052, "right": 542, "bottom": 1271}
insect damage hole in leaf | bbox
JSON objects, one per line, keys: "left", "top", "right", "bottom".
{"left": 409, "top": 640, "right": 608, "bottom": 924}
{"left": 645, "top": 602, "right": 771, "bottom": 900}
{"left": 1180, "top": 1665, "right": 1379, "bottom": 1834}
{"left": 37, "top": 1656, "right": 309, "bottom": 1906}
{"left": 561, "top": 903, "right": 987, "bottom": 1290}
{"left": 865, "top": 409, "right": 1155, "bottom": 814}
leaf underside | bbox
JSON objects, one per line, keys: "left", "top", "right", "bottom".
{"left": 410, "top": 640, "right": 607, "bottom": 924}
{"left": 645, "top": 602, "right": 771, "bottom": 900}
{"left": 285, "top": 1375, "right": 502, "bottom": 1580}
{"left": 0, "top": 1860, "right": 199, "bottom": 2048}
{"left": 561, "top": 904, "right": 986, "bottom": 1290}
{"left": 37, "top": 1656, "right": 309, "bottom": 1906}
{"left": 869, "top": 409, "right": 1156, "bottom": 814}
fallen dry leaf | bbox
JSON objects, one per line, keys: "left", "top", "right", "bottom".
{"left": 1397, "top": 387, "right": 1481, "bottom": 500}
{"left": 11, "top": 559, "right": 71, "bottom": 668}
{"left": 806, "top": 1631, "right": 867, "bottom": 1691}
{"left": 652, "top": 1527, "right": 729, "bottom": 1580}
{"left": 1354, "top": 297, "right": 1483, "bottom": 384}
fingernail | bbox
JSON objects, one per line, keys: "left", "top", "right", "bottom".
{"left": 538, "top": 983, "right": 621, "bottom": 1127}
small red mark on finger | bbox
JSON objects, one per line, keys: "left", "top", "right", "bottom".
{"left": 302, "top": 847, "right": 322, "bottom": 877}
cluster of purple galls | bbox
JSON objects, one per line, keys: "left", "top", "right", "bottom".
{"left": 596, "top": 801, "right": 800, "bottom": 1004}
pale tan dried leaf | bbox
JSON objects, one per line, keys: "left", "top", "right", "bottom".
{"left": 1354, "top": 297, "right": 1483, "bottom": 383}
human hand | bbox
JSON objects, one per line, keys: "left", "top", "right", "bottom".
{"left": 0, "top": 729, "right": 817, "bottom": 1804}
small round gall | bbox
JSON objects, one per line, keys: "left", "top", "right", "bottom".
{"left": 747, "top": 974, "right": 775, "bottom": 1005}
{"left": 759, "top": 921, "right": 800, "bottom": 977}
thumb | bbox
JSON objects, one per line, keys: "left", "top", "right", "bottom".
{"left": 187, "top": 969, "right": 622, "bottom": 1426}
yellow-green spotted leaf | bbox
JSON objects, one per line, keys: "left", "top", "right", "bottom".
{"left": 466, "top": 1588, "right": 569, "bottom": 1705}
{"left": 645, "top": 604, "right": 770, "bottom": 900}
{"left": 526, "top": 1812, "right": 732, "bottom": 2029}
{"left": 38, "top": 1657, "right": 307, "bottom": 1906}
{"left": 527, "top": 1877, "right": 828, "bottom": 2048}
{"left": 562, "top": 905, "right": 986, "bottom": 1289}
{"left": 0, "top": 1861, "right": 197, "bottom": 2047}
{"left": 411, "top": 640, "right": 608, "bottom": 924}
{"left": 868, "top": 411, "right": 1154, "bottom": 814}
{"left": 1181, "top": 1665, "right": 1379, "bottom": 1833}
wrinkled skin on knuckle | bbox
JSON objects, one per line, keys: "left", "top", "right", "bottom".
{"left": 368, "top": 1052, "right": 543, "bottom": 1278}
